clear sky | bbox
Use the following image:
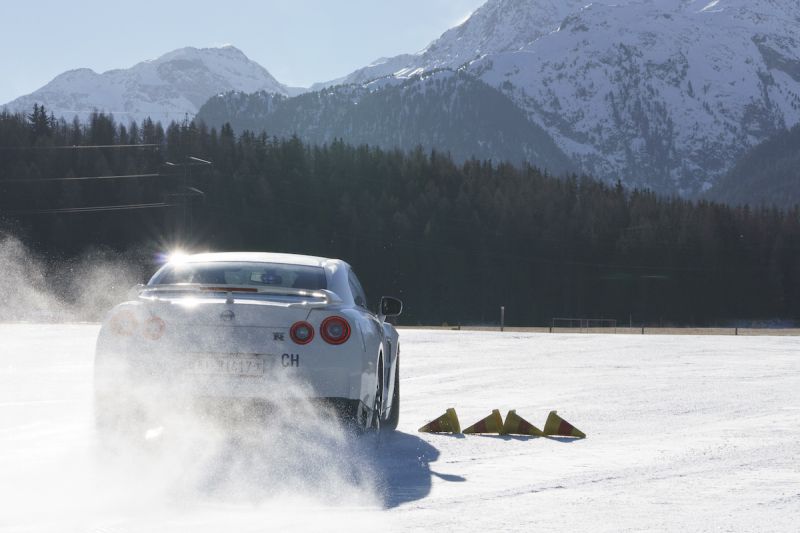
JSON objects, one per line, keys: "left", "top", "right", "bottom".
{"left": 0, "top": 0, "right": 487, "bottom": 104}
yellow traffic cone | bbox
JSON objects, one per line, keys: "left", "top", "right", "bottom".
{"left": 463, "top": 409, "right": 504, "bottom": 434}
{"left": 418, "top": 408, "right": 461, "bottom": 434}
{"left": 543, "top": 410, "right": 586, "bottom": 439}
{"left": 502, "top": 410, "right": 545, "bottom": 436}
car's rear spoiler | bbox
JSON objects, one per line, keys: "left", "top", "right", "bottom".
{"left": 133, "top": 284, "right": 343, "bottom": 306}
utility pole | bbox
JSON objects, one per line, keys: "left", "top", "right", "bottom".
{"left": 500, "top": 306, "right": 505, "bottom": 332}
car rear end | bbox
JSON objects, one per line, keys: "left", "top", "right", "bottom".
{"left": 94, "top": 258, "right": 375, "bottom": 429}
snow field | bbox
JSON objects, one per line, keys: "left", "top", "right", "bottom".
{"left": 0, "top": 325, "right": 798, "bottom": 532}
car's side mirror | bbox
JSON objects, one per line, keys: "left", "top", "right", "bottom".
{"left": 380, "top": 296, "right": 403, "bottom": 317}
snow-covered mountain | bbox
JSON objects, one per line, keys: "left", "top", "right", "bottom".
{"left": 314, "top": 0, "right": 588, "bottom": 87}
{"left": 5, "top": 1, "right": 800, "bottom": 196}
{"left": 3, "top": 46, "right": 299, "bottom": 125}
{"left": 324, "top": 0, "right": 800, "bottom": 195}
{"left": 198, "top": 70, "right": 574, "bottom": 174}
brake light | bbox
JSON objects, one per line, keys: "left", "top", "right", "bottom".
{"left": 290, "top": 321, "right": 314, "bottom": 345}
{"left": 320, "top": 316, "right": 351, "bottom": 345}
{"left": 143, "top": 316, "right": 166, "bottom": 340}
{"left": 109, "top": 311, "right": 138, "bottom": 336}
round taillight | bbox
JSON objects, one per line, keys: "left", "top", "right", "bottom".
{"left": 143, "top": 316, "right": 166, "bottom": 340}
{"left": 290, "top": 321, "right": 314, "bottom": 345}
{"left": 109, "top": 311, "right": 138, "bottom": 336}
{"left": 320, "top": 316, "right": 351, "bottom": 345}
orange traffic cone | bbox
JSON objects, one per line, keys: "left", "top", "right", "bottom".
{"left": 543, "top": 410, "right": 586, "bottom": 439}
{"left": 502, "top": 410, "right": 545, "bottom": 436}
{"left": 418, "top": 408, "right": 461, "bottom": 434}
{"left": 463, "top": 409, "right": 504, "bottom": 434}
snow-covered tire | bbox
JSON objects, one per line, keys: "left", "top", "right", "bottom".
{"left": 368, "top": 357, "right": 384, "bottom": 434}
{"left": 346, "top": 357, "right": 384, "bottom": 437}
{"left": 385, "top": 358, "right": 400, "bottom": 431}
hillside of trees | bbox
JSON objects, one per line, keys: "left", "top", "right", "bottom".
{"left": 1, "top": 106, "right": 799, "bottom": 326}
{"left": 196, "top": 70, "right": 574, "bottom": 176}
{"left": 707, "top": 124, "right": 800, "bottom": 209}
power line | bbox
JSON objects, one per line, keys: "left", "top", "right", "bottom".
{"left": 0, "top": 144, "right": 160, "bottom": 151}
{"left": 2, "top": 202, "right": 176, "bottom": 215}
{"left": 1, "top": 173, "right": 161, "bottom": 183}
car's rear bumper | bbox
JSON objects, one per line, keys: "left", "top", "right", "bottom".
{"left": 94, "top": 348, "right": 373, "bottom": 404}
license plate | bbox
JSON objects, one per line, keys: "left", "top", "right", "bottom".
{"left": 188, "top": 355, "right": 267, "bottom": 377}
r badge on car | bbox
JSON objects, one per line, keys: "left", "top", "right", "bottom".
{"left": 220, "top": 310, "right": 235, "bottom": 322}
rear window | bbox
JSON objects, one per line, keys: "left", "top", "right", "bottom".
{"left": 150, "top": 262, "right": 327, "bottom": 291}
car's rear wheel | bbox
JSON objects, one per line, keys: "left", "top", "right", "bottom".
{"left": 368, "top": 357, "right": 384, "bottom": 434}
{"left": 385, "top": 357, "right": 400, "bottom": 431}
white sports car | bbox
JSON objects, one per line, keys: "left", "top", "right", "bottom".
{"left": 94, "top": 252, "right": 402, "bottom": 433}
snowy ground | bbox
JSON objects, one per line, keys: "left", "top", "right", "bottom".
{"left": 1, "top": 324, "right": 798, "bottom": 532}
